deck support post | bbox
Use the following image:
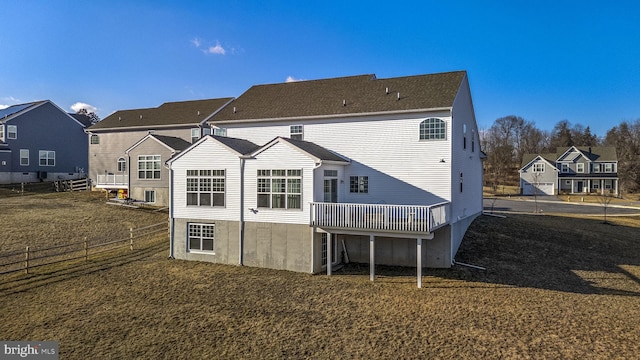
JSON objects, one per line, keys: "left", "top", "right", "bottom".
{"left": 327, "top": 232, "right": 332, "bottom": 276}
{"left": 417, "top": 238, "right": 423, "bottom": 288}
{"left": 370, "top": 234, "right": 375, "bottom": 282}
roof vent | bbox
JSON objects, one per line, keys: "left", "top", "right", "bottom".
{"left": 342, "top": 99, "right": 346, "bottom": 106}
{"left": 386, "top": 87, "right": 389, "bottom": 94}
{"left": 118, "top": 116, "right": 121, "bottom": 121}
{"left": 397, "top": 92, "right": 400, "bottom": 100}
{"left": 140, "top": 115, "right": 143, "bottom": 119}
{"left": 197, "top": 110, "right": 200, "bottom": 116}
{"left": 233, "top": 107, "right": 237, "bottom": 114}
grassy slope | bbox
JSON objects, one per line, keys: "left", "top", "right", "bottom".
{"left": 1, "top": 192, "right": 639, "bottom": 359}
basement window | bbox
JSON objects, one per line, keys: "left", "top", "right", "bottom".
{"left": 188, "top": 223, "right": 215, "bottom": 253}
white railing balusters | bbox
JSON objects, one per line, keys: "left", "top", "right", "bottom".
{"left": 310, "top": 202, "right": 450, "bottom": 234}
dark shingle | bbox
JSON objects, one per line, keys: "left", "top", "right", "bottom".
{"left": 277, "top": 137, "right": 349, "bottom": 162}
{"left": 152, "top": 135, "right": 192, "bottom": 151}
{"left": 211, "top": 135, "right": 260, "bottom": 155}
{"left": 210, "top": 71, "right": 466, "bottom": 123}
{"left": 89, "top": 98, "right": 233, "bottom": 130}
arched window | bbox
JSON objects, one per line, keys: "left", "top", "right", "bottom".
{"left": 419, "top": 118, "right": 446, "bottom": 140}
{"left": 117, "top": 157, "right": 126, "bottom": 172}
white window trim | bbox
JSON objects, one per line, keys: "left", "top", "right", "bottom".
{"left": 90, "top": 134, "right": 100, "bottom": 144}
{"left": 0, "top": 124, "right": 4, "bottom": 141}
{"left": 533, "top": 163, "right": 545, "bottom": 173}
{"left": 137, "top": 155, "right": 161, "bottom": 180}
{"left": 39, "top": 150, "right": 55, "bottom": 167}
{"left": 290, "top": 125, "right": 303, "bottom": 140}
{"left": 7, "top": 125, "right": 17, "bottom": 139}
{"left": 20, "top": 149, "right": 29, "bottom": 166}
{"left": 349, "top": 176, "right": 369, "bottom": 193}
{"left": 186, "top": 169, "right": 226, "bottom": 207}
{"left": 257, "top": 169, "right": 303, "bottom": 210}
{"left": 191, "top": 128, "right": 200, "bottom": 143}
{"left": 419, "top": 118, "right": 446, "bottom": 140}
{"left": 188, "top": 223, "right": 215, "bottom": 254}
{"left": 117, "top": 157, "right": 126, "bottom": 172}
{"left": 576, "top": 163, "right": 584, "bottom": 173}
{"left": 144, "top": 190, "right": 156, "bottom": 203}
{"left": 561, "top": 163, "right": 569, "bottom": 173}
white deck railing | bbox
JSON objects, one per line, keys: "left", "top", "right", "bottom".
{"left": 96, "top": 174, "right": 128, "bottom": 188}
{"left": 310, "top": 202, "right": 450, "bottom": 234}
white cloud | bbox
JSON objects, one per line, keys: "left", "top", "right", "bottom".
{"left": 0, "top": 105, "right": 8, "bottom": 110}
{"left": 71, "top": 102, "right": 98, "bottom": 114}
{"left": 191, "top": 37, "right": 227, "bottom": 55}
{"left": 286, "top": 76, "right": 304, "bottom": 83}
{"left": 205, "top": 42, "right": 226, "bottom": 55}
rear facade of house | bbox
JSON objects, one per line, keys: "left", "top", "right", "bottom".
{"left": 0, "top": 101, "right": 88, "bottom": 184}
{"left": 168, "top": 71, "right": 484, "bottom": 275}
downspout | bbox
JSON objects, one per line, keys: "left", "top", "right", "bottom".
{"left": 168, "top": 164, "right": 175, "bottom": 259}
{"left": 310, "top": 161, "right": 323, "bottom": 273}
{"left": 239, "top": 157, "right": 244, "bottom": 265}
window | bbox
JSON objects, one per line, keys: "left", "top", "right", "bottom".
{"left": 324, "top": 170, "right": 338, "bottom": 177}
{"left": 144, "top": 190, "right": 156, "bottom": 203}
{"left": 90, "top": 134, "right": 100, "bottom": 144}
{"left": 213, "top": 128, "right": 227, "bottom": 137}
{"left": 257, "top": 169, "right": 302, "bottom": 209}
{"left": 290, "top": 125, "right": 303, "bottom": 140}
{"left": 349, "top": 176, "right": 368, "bottom": 193}
{"left": 533, "top": 163, "right": 544, "bottom": 172}
{"left": 463, "top": 124, "right": 467, "bottom": 149}
{"left": 593, "top": 163, "right": 601, "bottom": 173}
{"left": 20, "top": 149, "right": 29, "bottom": 166}
{"left": 604, "top": 179, "right": 613, "bottom": 189}
{"left": 561, "top": 164, "right": 569, "bottom": 173}
{"left": 604, "top": 163, "right": 613, "bottom": 172}
{"left": 577, "top": 163, "right": 584, "bottom": 173}
{"left": 39, "top": 150, "right": 55, "bottom": 166}
{"left": 7, "top": 125, "right": 17, "bottom": 139}
{"left": 202, "top": 128, "right": 212, "bottom": 136}
{"left": 186, "top": 170, "right": 225, "bottom": 206}
{"left": 188, "top": 223, "right": 215, "bottom": 252}
{"left": 471, "top": 130, "right": 475, "bottom": 152}
{"left": 191, "top": 128, "right": 200, "bottom": 143}
{"left": 0, "top": 125, "right": 4, "bottom": 140}
{"left": 138, "top": 155, "right": 161, "bottom": 179}
{"left": 419, "top": 118, "right": 446, "bottom": 140}
{"left": 117, "top": 157, "right": 126, "bottom": 172}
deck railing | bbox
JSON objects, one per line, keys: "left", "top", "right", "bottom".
{"left": 96, "top": 174, "right": 128, "bottom": 187}
{"left": 310, "top": 202, "right": 450, "bottom": 234}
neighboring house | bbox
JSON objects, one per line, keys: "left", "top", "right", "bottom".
{"left": 0, "top": 100, "right": 89, "bottom": 184}
{"left": 86, "top": 98, "right": 233, "bottom": 206}
{"left": 520, "top": 146, "right": 618, "bottom": 195}
{"left": 167, "top": 71, "right": 484, "bottom": 285}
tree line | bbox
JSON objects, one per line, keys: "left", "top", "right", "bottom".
{"left": 481, "top": 116, "right": 640, "bottom": 194}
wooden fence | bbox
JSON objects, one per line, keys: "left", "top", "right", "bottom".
{"left": 0, "top": 222, "right": 168, "bottom": 275}
{"left": 53, "top": 178, "right": 89, "bottom": 192}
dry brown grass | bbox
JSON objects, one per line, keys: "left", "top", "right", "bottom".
{"left": 1, "top": 192, "right": 640, "bottom": 359}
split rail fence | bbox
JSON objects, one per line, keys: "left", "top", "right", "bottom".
{"left": 0, "top": 222, "right": 168, "bottom": 275}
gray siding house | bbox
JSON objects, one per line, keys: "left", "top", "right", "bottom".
{"left": 520, "top": 146, "right": 618, "bottom": 195}
{"left": 86, "top": 98, "right": 233, "bottom": 206}
{"left": 0, "top": 100, "right": 89, "bottom": 184}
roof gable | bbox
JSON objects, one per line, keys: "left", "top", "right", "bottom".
{"left": 210, "top": 71, "right": 466, "bottom": 123}
{"left": 89, "top": 97, "right": 234, "bottom": 131}
{"left": 167, "top": 135, "right": 260, "bottom": 165}
{"left": 126, "top": 133, "right": 191, "bottom": 154}
{"left": 520, "top": 155, "right": 559, "bottom": 172}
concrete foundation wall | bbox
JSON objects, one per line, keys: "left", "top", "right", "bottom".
{"left": 341, "top": 226, "right": 452, "bottom": 268}
{"left": 173, "top": 219, "right": 312, "bottom": 273}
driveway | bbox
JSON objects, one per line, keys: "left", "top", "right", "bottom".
{"left": 483, "top": 196, "right": 640, "bottom": 216}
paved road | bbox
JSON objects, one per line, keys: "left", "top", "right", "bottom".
{"left": 483, "top": 196, "right": 640, "bottom": 216}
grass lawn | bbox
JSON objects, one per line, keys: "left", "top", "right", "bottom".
{"left": 1, "top": 192, "right": 640, "bottom": 359}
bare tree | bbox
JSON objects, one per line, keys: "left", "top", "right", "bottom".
{"left": 597, "top": 191, "right": 614, "bottom": 224}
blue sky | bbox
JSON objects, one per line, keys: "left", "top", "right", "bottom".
{"left": 1, "top": 1, "right": 639, "bottom": 138}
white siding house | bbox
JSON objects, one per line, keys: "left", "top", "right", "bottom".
{"left": 168, "top": 71, "right": 484, "bottom": 287}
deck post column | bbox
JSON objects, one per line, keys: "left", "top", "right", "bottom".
{"left": 417, "top": 238, "right": 423, "bottom": 288}
{"left": 327, "top": 232, "right": 332, "bottom": 276}
{"left": 370, "top": 234, "right": 375, "bottom": 282}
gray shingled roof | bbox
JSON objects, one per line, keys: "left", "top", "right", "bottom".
{"left": 152, "top": 135, "right": 192, "bottom": 152}
{"left": 275, "top": 137, "right": 349, "bottom": 163}
{"left": 521, "top": 146, "right": 617, "bottom": 168}
{"left": 69, "top": 113, "right": 92, "bottom": 128}
{"left": 211, "top": 135, "right": 260, "bottom": 155}
{"left": 89, "top": 98, "right": 233, "bottom": 130}
{"left": 210, "top": 71, "right": 466, "bottom": 123}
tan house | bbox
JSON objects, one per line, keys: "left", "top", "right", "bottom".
{"left": 87, "top": 98, "right": 233, "bottom": 205}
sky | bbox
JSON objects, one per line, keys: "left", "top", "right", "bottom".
{"left": 1, "top": 1, "right": 639, "bottom": 138}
